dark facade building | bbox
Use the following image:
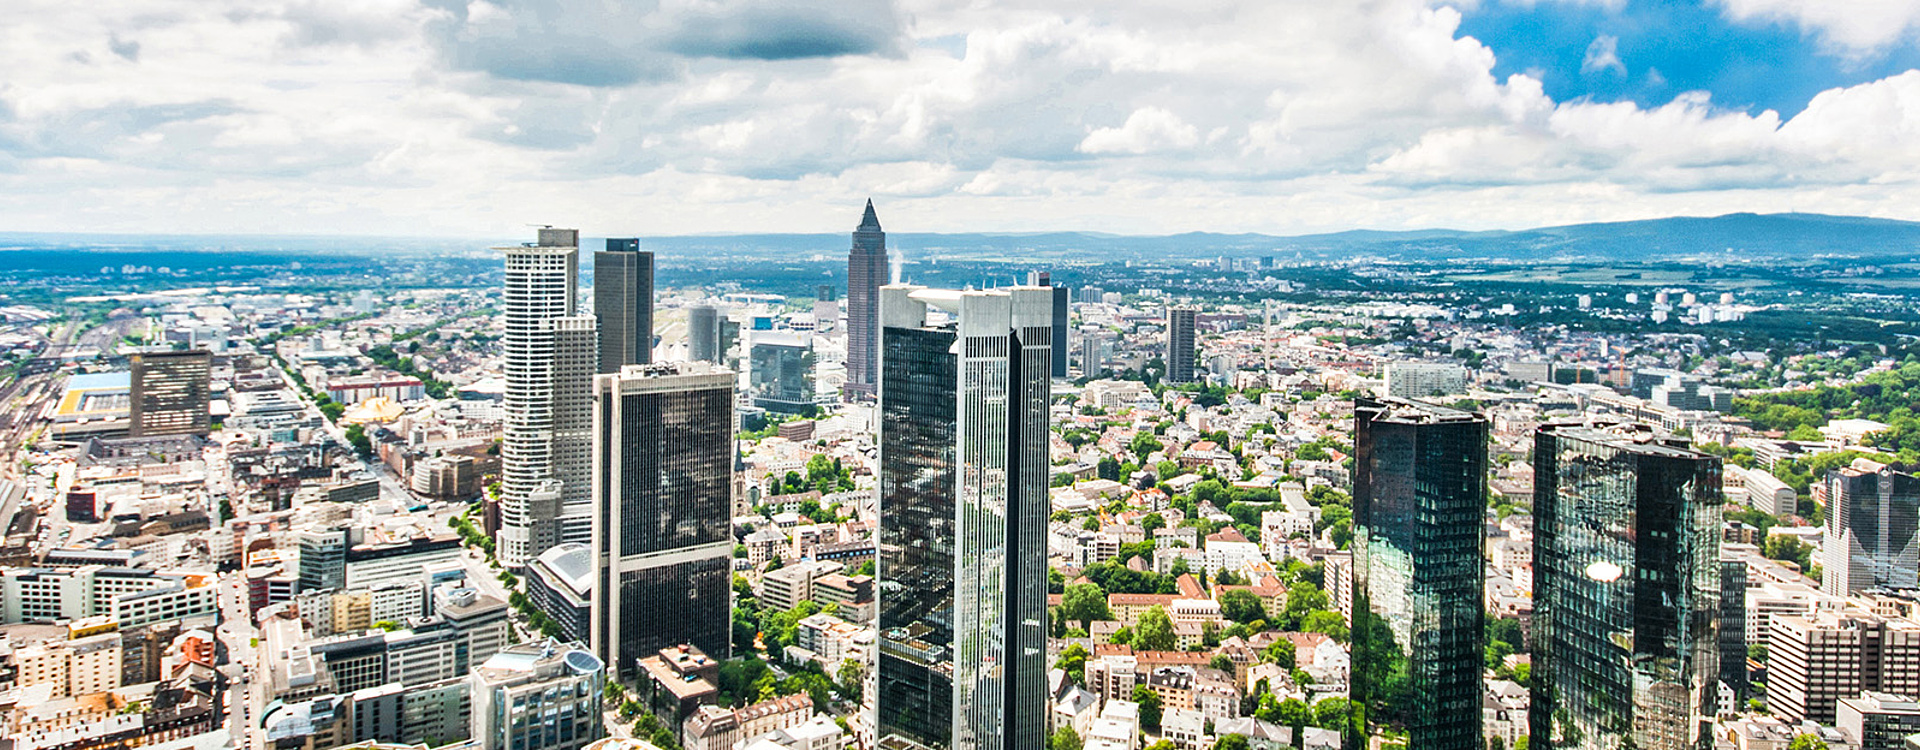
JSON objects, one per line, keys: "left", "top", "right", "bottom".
{"left": 1350, "top": 398, "right": 1488, "bottom": 750}
{"left": 845, "top": 200, "right": 888, "bottom": 398}
{"left": 1165, "top": 306, "right": 1196, "bottom": 384}
{"left": 1531, "top": 418, "right": 1721, "bottom": 750}
{"left": 529, "top": 542, "right": 594, "bottom": 646}
{"left": 1823, "top": 457, "right": 1920, "bottom": 596}
{"left": 1719, "top": 554, "right": 1749, "bottom": 701}
{"left": 1026, "top": 271, "right": 1071, "bottom": 379}
{"left": 595, "top": 238, "right": 654, "bottom": 373}
{"left": 688, "top": 305, "right": 723, "bottom": 364}
{"left": 129, "top": 350, "right": 211, "bottom": 437}
{"left": 748, "top": 332, "right": 815, "bottom": 414}
{"left": 591, "top": 362, "right": 734, "bottom": 679}
{"left": 877, "top": 283, "right": 1051, "bottom": 750}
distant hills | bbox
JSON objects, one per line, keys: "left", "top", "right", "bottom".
{"left": 4, "top": 212, "right": 1918, "bottom": 266}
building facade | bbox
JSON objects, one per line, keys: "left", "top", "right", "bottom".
{"left": 1766, "top": 611, "right": 1920, "bottom": 724}
{"left": 844, "top": 200, "right": 888, "bottom": 398}
{"left": 591, "top": 362, "right": 735, "bottom": 679}
{"left": 470, "top": 639, "right": 605, "bottom": 750}
{"left": 688, "top": 305, "right": 723, "bottom": 364}
{"left": 129, "top": 350, "right": 211, "bottom": 437}
{"left": 1351, "top": 398, "right": 1488, "bottom": 750}
{"left": 499, "top": 228, "right": 588, "bottom": 570}
{"left": 1823, "top": 458, "right": 1920, "bottom": 596}
{"left": 876, "top": 283, "right": 1052, "bottom": 750}
{"left": 1530, "top": 418, "right": 1721, "bottom": 750}
{"left": 594, "top": 238, "right": 655, "bottom": 373}
{"left": 1164, "top": 306, "right": 1196, "bottom": 384}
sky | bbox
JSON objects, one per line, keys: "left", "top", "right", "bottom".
{"left": 3, "top": 0, "right": 1919, "bottom": 238}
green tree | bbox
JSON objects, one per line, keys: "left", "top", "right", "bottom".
{"left": 1300, "top": 610, "right": 1350, "bottom": 643}
{"left": 1276, "top": 697, "right": 1311, "bottom": 735}
{"left": 1061, "top": 583, "right": 1111, "bottom": 629}
{"left": 1788, "top": 734, "right": 1825, "bottom": 750}
{"left": 1281, "top": 581, "right": 1330, "bottom": 629}
{"left": 1136, "top": 605, "right": 1176, "bottom": 651}
{"left": 836, "top": 659, "right": 864, "bottom": 696}
{"left": 1131, "top": 686, "right": 1164, "bottom": 730}
{"left": 1050, "top": 727, "right": 1083, "bottom": 750}
{"left": 1213, "top": 735, "right": 1248, "bottom": 750}
{"left": 1261, "top": 638, "right": 1296, "bottom": 669}
{"left": 1140, "top": 513, "right": 1166, "bottom": 535}
{"left": 1209, "top": 654, "right": 1235, "bottom": 673}
{"left": 1311, "top": 697, "right": 1352, "bottom": 730}
{"left": 1218, "top": 589, "right": 1267, "bottom": 624}
{"left": 1057, "top": 643, "right": 1091, "bottom": 686}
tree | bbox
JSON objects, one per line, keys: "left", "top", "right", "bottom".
{"left": 1050, "top": 727, "right": 1083, "bottom": 750}
{"left": 1789, "top": 734, "right": 1825, "bottom": 750}
{"left": 1168, "top": 557, "right": 1191, "bottom": 579}
{"left": 1131, "top": 686, "right": 1163, "bottom": 730}
{"left": 1209, "top": 654, "right": 1235, "bottom": 673}
{"left": 1136, "top": 605, "right": 1176, "bottom": 651}
{"left": 1098, "top": 457, "right": 1122, "bottom": 482}
{"left": 1058, "top": 643, "right": 1091, "bottom": 686}
{"left": 1300, "top": 610, "right": 1350, "bottom": 643}
{"left": 1213, "top": 735, "right": 1248, "bottom": 750}
{"left": 1311, "top": 697, "right": 1352, "bottom": 730}
{"left": 836, "top": 659, "right": 864, "bottom": 696}
{"left": 1218, "top": 589, "right": 1268, "bottom": 624}
{"left": 1763, "top": 535, "right": 1815, "bottom": 573}
{"left": 1261, "top": 638, "right": 1296, "bottom": 669}
{"left": 1276, "top": 697, "right": 1311, "bottom": 734}
{"left": 1061, "top": 583, "right": 1112, "bottom": 629}
{"left": 1141, "top": 513, "right": 1166, "bottom": 535}
{"left": 1281, "top": 581, "right": 1330, "bottom": 629}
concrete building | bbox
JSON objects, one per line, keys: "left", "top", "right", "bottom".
{"left": 528, "top": 543, "right": 593, "bottom": 645}
{"left": 499, "top": 227, "right": 593, "bottom": 569}
{"left": 1381, "top": 362, "right": 1468, "bottom": 400}
{"left": 1165, "top": 306, "right": 1197, "bottom": 384}
{"left": 1837, "top": 691, "right": 1920, "bottom": 750}
{"left": 1767, "top": 611, "right": 1920, "bottom": 724}
{"left": 470, "top": 639, "right": 605, "bottom": 750}
{"left": 129, "top": 350, "right": 211, "bottom": 437}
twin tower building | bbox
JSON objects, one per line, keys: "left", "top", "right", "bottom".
{"left": 492, "top": 209, "right": 1057, "bottom": 749}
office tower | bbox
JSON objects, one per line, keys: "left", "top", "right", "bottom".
{"left": 845, "top": 199, "right": 888, "bottom": 398}
{"left": 297, "top": 527, "right": 349, "bottom": 592}
{"left": 876, "top": 283, "right": 1051, "bottom": 750}
{"left": 1026, "top": 271, "right": 1071, "bottom": 379}
{"left": 551, "top": 315, "right": 599, "bottom": 545}
{"left": 1837, "top": 692, "right": 1920, "bottom": 750}
{"left": 1719, "top": 555, "right": 1748, "bottom": 702}
{"left": 470, "top": 638, "right": 605, "bottom": 750}
{"left": 594, "top": 238, "right": 654, "bottom": 373}
{"left": 1823, "top": 457, "right": 1920, "bottom": 596}
{"left": 688, "top": 305, "right": 722, "bottom": 364}
{"left": 591, "top": 362, "right": 734, "bottom": 679}
{"left": 1382, "top": 362, "right": 1468, "bottom": 399}
{"left": 1531, "top": 418, "right": 1721, "bottom": 750}
{"left": 748, "top": 332, "right": 815, "bottom": 414}
{"left": 1766, "top": 611, "right": 1920, "bottom": 724}
{"left": 1165, "top": 306, "right": 1197, "bottom": 384}
{"left": 128, "top": 349, "right": 210, "bottom": 437}
{"left": 1350, "top": 398, "right": 1487, "bottom": 750}
{"left": 499, "top": 228, "right": 590, "bottom": 570}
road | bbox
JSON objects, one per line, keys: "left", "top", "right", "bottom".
{"left": 216, "top": 575, "right": 259, "bottom": 746}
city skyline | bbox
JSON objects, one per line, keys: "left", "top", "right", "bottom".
{"left": 6, "top": 2, "right": 1920, "bottom": 237}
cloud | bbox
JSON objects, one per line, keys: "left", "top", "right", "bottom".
{"left": 1078, "top": 107, "right": 1200, "bottom": 155}
{"left": 1712, "top": 0, "right": 1920, "bottom": 53}
{"left": 1580, "top": 34, "right": 1623, "bottom": 76}
{"left": 108, "top": 33, "right": 140, "bottom": 61}
{"left": 657, "top": 0, "right": 904, "bottom": 60}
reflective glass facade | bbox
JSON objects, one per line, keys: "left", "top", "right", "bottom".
{"left": 594, "top": 239, "right": 654, "bottom": 373}
{"left": 1351, "top": 398, "right": 1487, "bottom": 750}
{"left": 1823, "top": 461, "right": 1920, "bottom": 596}
{"left": 878, "top": 285, "right": 1050, "bottom": 750}
{"left": 1531, "top": 420, "right": 1721, "bottom": 750}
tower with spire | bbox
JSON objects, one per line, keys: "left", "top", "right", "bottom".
{"left": 845, "top": 198, "right": 888, "bottom": 398}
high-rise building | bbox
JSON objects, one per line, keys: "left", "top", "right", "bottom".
{"left": 1531, "top": 418, "right": 1721, "bottom": 750}
{"left": 1719, "top": 554, "right": 1749, "bottom": 702}
{"left": 1025, "top": 272, "right": 1071, "bottom": 378}
{"left": 128, "top": 349, "right": 210, "bottom": 437}
{"left": 844, "top": 199, "right": 888, "bottom": 398}
{"left": 470, "top": 638, "right": 605, "bottom": 750}
{"left": 1823, "top": 457, "right": 1920, "bottom": 596}
{"left": 591, "top": 362, "right": 734, "bottom": 680}
{"left": 1381, "top": 362, "right": 1467, "bottom": 400}
{"left": 748, "top": 332, "right": 815, "bottom": 414}
{"left": 1350, "top": 398, "right": 1487, "bottom": 750}
{"left": 499, "top": 228, "right": 595, "bottom": 570}
{"left": 687, "top": 305, "right": 723, "bottom": 364}
{"left": 1165, "top": 306, "right": 1197, "bottom": 384}
{"left": 594, "top": 238, "right": 654, "bottom": 373}
{"left": 1766, "top": 611, "right": 1920, "bottom": 724}
{"left": 876, "top": 283, "right": 1052, "bottom": 750}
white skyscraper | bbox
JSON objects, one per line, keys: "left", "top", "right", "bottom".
{"left": 499, "top": 228, "right": 597, "bottom": 569}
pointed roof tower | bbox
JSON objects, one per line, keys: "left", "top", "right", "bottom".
{"left": 858, "top": 198, "right": 882, "bottom": 231}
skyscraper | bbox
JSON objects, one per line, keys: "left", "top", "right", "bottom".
{"left": 128, "top": 349, "right": 211, "bottom": 437}
{"left": 876, "top": 283, "right": 1051, "bottom": 750}
{"left": 844, "top": 200, "right": 888, "bottom": 399}
{"left": 1350, "top": 398, "right": 1487, "bottom": 750}
{"left": 687, "top": 305, "right": 723, "bottom": 364}
{"left": 551, "top": 315, "right": 599, "bottom": 546}
{"left": 1823, "top": 457, "right": 1920, "bottom": 596}
{"left": 1165, "top": 306, "right": 1197, "bottom": 384}
{"left": 591, "top": 362, "right": 734, "bottom": 679}
{"left": 1026, "top": 271, "right": 1071, "bottom": 379}
{"left": 594, "top": 238, "right": 654, "bottom": 373}
{"left": 500, "top": 228, "right": 593, "bottom": 570}
{"left": 1531, "top": 418, "right": 1721, "bottom": 750}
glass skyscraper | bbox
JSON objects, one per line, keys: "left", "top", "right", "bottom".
{"left": 591, "top": 362, "right": 735, "bottom": 679}
{"left": 1531, "top": 418, "right": 1721, "bottom": 750}
{"left": 1822, "top": 457, "right": 1919, "bottom": 596}
{"left": 877, "top": 284, "right": 1051, "bottom": 750}
{"left": 846, "top": 200, "right": 888, "bottom": 398}
{"left": 594, "top": 238, "right": 654, "bottom": 373}
{"left": 1350, "top": 397, "right": 1487, "bottom": 750}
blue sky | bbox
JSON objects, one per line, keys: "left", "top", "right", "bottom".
{"left": 0, "top": 0, "right": 1918, "bottom": 236}
{"left": 1457, "top": 0, "right": 1920, "bottom": 117}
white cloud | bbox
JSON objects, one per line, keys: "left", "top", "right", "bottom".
{"left": 1581, "top": 34, "right": 1625, "bottom": 76}
{"left": 1713, "top": 0, "right": 1920, "bottom": 54}
{"left": 0, "top": 0, "right": 1917, "bottom": 236}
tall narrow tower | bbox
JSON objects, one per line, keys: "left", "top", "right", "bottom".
{"left": 876, "top": 283, "right": 1051, "bottom": 750}
{"left": 1351, "top": 398, "right": 1487, "bottom": 750}
{"left": 594, "top": 238, "right": 654, "bottom": 373}
{"left": 1531, "top": 418, "right": 1721, "bottom": 750}
{"left": 844, "top": 199, "right": 888, "bottom": 398}
{"left": 499, "top": 228, "right": 591, "bottom": 570}
{"left": 591, "top": 362, "right": 735, "bottom": 679}
{"left": 1165, "top": 305, "right": 1197, "bottom": 383}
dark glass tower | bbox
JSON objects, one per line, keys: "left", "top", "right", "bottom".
{"left": 129, "top": 349, "right": 211, "bottom": 437}
{"left": 877, "top": 284, "right": 1051, "bottom": 750}
{"left": 1165, "top": 306, "right": 1196, "bottom": 383}
{"left": 688, "top": 305, "right": 722, "bottom": 364}
{"left": 1350, "top": 398, "right": 1487, "bottom": 750}
{"left": 846, "top": 200, "right": 888, "bottom": 398}
{"left": 1025, "top": 272, "right": 1070, "bottom": 379}
{"left": 590, "top": 362, "right": 735, "bottom": 679}
{"left": 1531, "top": 418, "right": 1721, "bottom": 750}
{"left": 594, "top": 238, "right": 654, "bottom": 373}
{"left": 1822, "top": 457, "right": 1919, "bottom": 595}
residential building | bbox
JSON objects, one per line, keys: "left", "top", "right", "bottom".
{"left": 1531, "top": 418, "right": 1722, "bottom": 750}
{"left": 1352, "top": 397, "right": 1488, "bottom": 750}
{"left": 592, "top": 362, "right": 735, "bottom": 679}
{"left": 876, "top": 283, "right": 1053, "bottom": 750}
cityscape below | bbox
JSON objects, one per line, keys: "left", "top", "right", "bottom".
{"left": 1, "top": 199, "right": 1919, "bottom": 750}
